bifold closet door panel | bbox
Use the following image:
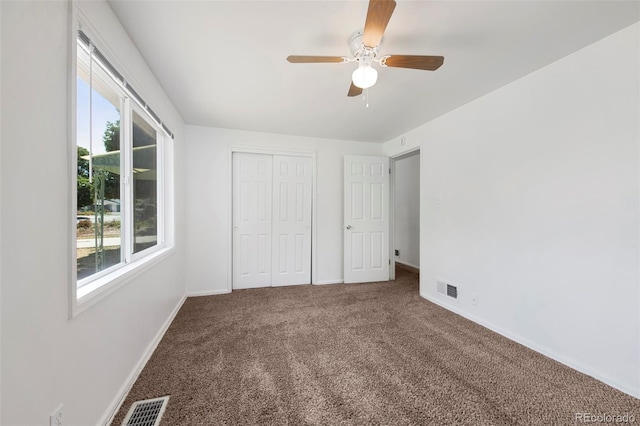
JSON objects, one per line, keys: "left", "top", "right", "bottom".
{"left": 232, "top": 153, "right": 273, "bottom": 289}
{"left": 271, "top": 155, "right": 312, "bottom": 286}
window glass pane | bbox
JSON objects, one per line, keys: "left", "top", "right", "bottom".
{"left": 76, "top": 42, "right": 122, "bottom": 283}
{"left": 132, "top": 110, "right": 158, "bottom": 253}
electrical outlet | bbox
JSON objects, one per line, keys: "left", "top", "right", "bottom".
{"left": 394, "top": 249, "right": 399, "bottom": 256}
{"left": 471, "top": 293, "right": 479, "bottom": 306}
{"left": 50, "top": 404, "right": 63, "bottom": 426}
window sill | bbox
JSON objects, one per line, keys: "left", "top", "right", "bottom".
{"left": 71, "top": 246, "right": 175, "bottom": 318}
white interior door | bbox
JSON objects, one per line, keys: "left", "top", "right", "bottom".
{"left": 271, "top": 155, "right": 312, "bottom": 286}
{"left": 233, "top": 152, "right": 312, "bottom": 289}
{"left": 233, "top": 153, "right": 272, "bottom": 289}
{"left": 344, "top": 155, "right": 390, "bottom": 283}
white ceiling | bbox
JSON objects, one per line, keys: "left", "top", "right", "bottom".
{"left": 108, "top": 1, "right": 639, "bottom": 143}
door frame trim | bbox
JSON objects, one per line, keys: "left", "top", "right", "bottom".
{"left": 228, "top": 146, "right": 317, "bottom": 292}
{"left": 389, "top": 146, "right": 421, "bottom": 281}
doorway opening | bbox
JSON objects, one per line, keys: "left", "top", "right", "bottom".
{"left": 390, "top": 148, "right": 420, "bottom": 281}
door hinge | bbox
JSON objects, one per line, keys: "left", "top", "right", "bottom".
{"left": 389, "top": 259, "right": 391, "bottom": 265}
{"left": 389, "top": 168, "right": 391, "bottom": 174}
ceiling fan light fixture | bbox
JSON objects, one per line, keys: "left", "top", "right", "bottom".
{"left": 286, "top": 0, "right": 444, "bottom": 98}
{"left": 352, "top": 64, "right": 378, "bottom": 89}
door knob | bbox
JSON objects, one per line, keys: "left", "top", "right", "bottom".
{"left": 346, "top": 225, "right": 352, "bottom": 230}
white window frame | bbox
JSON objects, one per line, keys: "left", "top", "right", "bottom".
{"left": 70, "top": 14, "right": 174, "bottom": 318}
{"left": 128, "top": 102, "right": 166, "bottom": 263}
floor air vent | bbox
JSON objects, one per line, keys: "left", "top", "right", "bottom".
{"left": 437, "top": 280, "right": 458, "bottom": 300}
{"left": 122, "top": 396, "right": 169, "bottom": 426}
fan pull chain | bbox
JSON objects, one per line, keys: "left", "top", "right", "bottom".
{"left": 365, "top": 87, "right": 370, "bottom": 109}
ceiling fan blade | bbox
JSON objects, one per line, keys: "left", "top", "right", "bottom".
{"left": 287, "top": 55, "right": 346, "bottom": 63}
{"left": 348, "top": 82, "right": 363, "bottom": 97}
{"left": 362, "top": 0, "right": 397, "bottom": 48}
{"left": 383, "top": 55, "right": 444, "bottom": 71}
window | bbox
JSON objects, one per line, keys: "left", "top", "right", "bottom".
{"left": 132, "top": 110, "right": 162, "bottom": 255}
{"left": 75, "top": 28, "right": 172, "bottom": 302}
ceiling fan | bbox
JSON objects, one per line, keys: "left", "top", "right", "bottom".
{"left": 286, "top": 0, "right": 444, "bottom": 97}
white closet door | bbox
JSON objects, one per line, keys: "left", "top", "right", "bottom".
{"left": 344, "top": 155, "right": 389, "bottom": 283}
{"left": 232, "top": 153, "right": 272, "bottom": 289}
{"left": 271, "top": 155, "right": 312, "bottom": 286}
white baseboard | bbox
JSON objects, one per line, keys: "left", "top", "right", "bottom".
{"left": 395, "top": 260, "right": 420, "bottom": 274}
{"left": 315, "top": 279, "right": 344, "bottom": 285}
{"left": 421, "top": 292, "right": 640, "bottom": 399}
{"left": 395, "top": 260, "right": 419, "bottom": 270}
{"left": 187, "top": 289, "right": 231, "bottom": 297}
{"left": 100, "top": 295, "right": 187, "bottom": 425}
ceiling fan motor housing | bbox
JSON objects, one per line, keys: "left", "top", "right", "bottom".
{"left": 349, "top": 30, "right": 380, "bottom": 61}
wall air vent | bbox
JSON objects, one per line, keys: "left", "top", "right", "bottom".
{"left": 122, "top": 396, "right": 169, "bottom": 426}
{"left": 447, "top": 284, "right": 458, "bottom": 299}
{"left": 437, "top": 280, "right": 458, "bottom": 300}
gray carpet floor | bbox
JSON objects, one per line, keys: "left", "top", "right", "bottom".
{"left": 112, "top": 270, "right": 639, "bottom": 425}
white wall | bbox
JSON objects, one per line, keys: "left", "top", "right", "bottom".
{"left": 185, "top": 126, "right": 383, "bottom": 295}
{"left": 385, "top": 23, "right": 640, "bottom": 397}
{"left": 394, "top": 153, "right": 420, "bottom": 269}
{"left": 0, "top": 1, "right": 186, "bottom": 425}
{"left": 0, "top": 1, "right": 3, "bottom": 421}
